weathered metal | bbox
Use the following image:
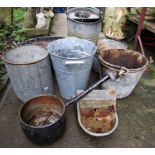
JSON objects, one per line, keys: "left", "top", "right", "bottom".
{"left": 77, "top": 90, "right": 118, "bottom": 137}
{"left": 67, "top": 7, "right": 102, "bottom": 44}
{"left": 93, "top": 38, "right": 128, "bottom": 73}
{"left": 48, "top": 37, "right": 97, "bottom": 100}
{"left": 2, "top": 45, "right": 54, "bottom": 102}
{"left": 134, "top": 7, "right": 147, "bottom": 56}
{"left": 19, "top": 75, "right": 111, "bottom": 144}
{"left": 98, "top": 49, "right": 148, "bottom": 99}
{"left": 65, "top": 75, "right": 110, "bottom": 107}
{"left": 19, "top": 95, "right": 66, "bottom": 145}
{"left": 19, "top": 36, "right": 63, "bottom": 48}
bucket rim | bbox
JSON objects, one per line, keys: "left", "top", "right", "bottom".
{"left": 18, "top": 36, "right": 64, "bottom": 47}
{"left": 47, "top": 37, "right": 97, "bottom": 60}
{"left": 2, "top": 45, "right": 49, "bottom": 65}
{"left": 67, "top": 7, "right": 102, "bottom": 25}
{"left": 19, "top": 94, "right": 65, "bottom": 129}
{"left": 98, "top": 49, "right": 149, "bottom": 72}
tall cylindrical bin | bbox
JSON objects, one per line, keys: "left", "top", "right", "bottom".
{"left": 2, "top": 45, "right": 54, "bottom": 102}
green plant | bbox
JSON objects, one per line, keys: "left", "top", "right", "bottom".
{"left": 14, "top": 8, "right": 25, "bottom": 23}
{"left": 0, "top": 8, "right": 27, "bottom": 91}
{"left": 12, "top": 8, "right": 27, "bottom": 43}
{"left": 0, "top": 8, "right": 27, "bottom": 45}
{"left": 12, "top": 25, "right": 26, "bottom": 42}
{"left": 0, "top": 24, "right": 12, "bottom": 42}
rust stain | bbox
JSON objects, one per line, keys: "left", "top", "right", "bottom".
{"left": 99, "top": 49, "right": 146, "bottom": 69}
{"left": 20, "top": 95, "right": 65, "bottom": 126}
{"left": 79, "top": 104, "right": 116, "bottom": 133}
{"left": 109, "top": 90, "right": 115, "bottom": 96}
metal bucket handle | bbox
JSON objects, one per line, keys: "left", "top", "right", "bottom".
{"left": 64, "top": 49, "right": 91, "bottom": 65}
{"left": 98, "top": 54, "right": 129, "bottom": 77}
{"left": 65, "top": 60, "right": 84, "bottom": 65}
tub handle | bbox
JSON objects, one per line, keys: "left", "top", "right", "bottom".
{"left": 118, "top": 67, "right": 128, "bottom": 76}
{"left": 65, "top": 60, "right": 84, "bottom": 65}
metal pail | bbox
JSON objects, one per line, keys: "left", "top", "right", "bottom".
{"left": 2, "top": 45, "right": 54, "bottom": 102}
{"left": 48, "top": 37, "right": 96, "bottom": 100}
{"left": 67, "top": 7, "right": 102, "bottom": 44}
{"left": 98, "top": 49, "right": 148, "bottom": 99}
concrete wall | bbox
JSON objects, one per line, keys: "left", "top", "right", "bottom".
{"left": 0, "top": 8, "right": 12, "bottom": 25}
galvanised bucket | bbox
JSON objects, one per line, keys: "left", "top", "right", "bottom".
{"left": 48, "top": 37, "right": 97, "bottom": 100}
{"left": 67, "top": 7, "right": 102, "bottom": 44}
{"left": 2, "top": 45, "right": 54, "bottom": 102}
{"left": 98, "top": 49, "right": 148, "bottom": 99}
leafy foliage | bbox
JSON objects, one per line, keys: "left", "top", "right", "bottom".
{"left": 0, "top": 8, "right": 27, "bottom": 49}
{"left": 0, "top": 8, "right": 27, "bottom": 92}
{"left": 12, "top": 8, "right": 27, "bottom": 42}
{"left": 14, "top": 8, "right": 24, "bottom": 23}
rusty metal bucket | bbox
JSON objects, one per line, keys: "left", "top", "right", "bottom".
{"left": 98, "top": 49, "right": 148, "bottom": 99}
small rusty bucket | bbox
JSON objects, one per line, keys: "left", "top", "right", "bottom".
{"left": 98, "top": 49, "right": 148, "bottom": 99}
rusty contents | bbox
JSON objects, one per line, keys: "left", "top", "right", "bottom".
{"left": 99, "top": 49, "right": 146, "bottom": 69}
{"left": 28, "top": 110, "right": 61, "bottom": 127}
{"left": 19, "top": 95, "right": 66, "bottom": 144}
{"left": 80, "top": 105, "right": 116, "bottom": 133}
{"left": 20, "top": 95, "right": 65, "bottom": 127}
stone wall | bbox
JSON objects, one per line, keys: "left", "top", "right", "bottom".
{"left": 0, "top": 8, "right": 12, "bottom": 25}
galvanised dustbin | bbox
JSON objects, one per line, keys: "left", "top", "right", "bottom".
{"left": 2, "top": 45, "right": 54, "bottom": 102}
{"left": 48, "top": 37, "right": 96, "bottom": 100}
